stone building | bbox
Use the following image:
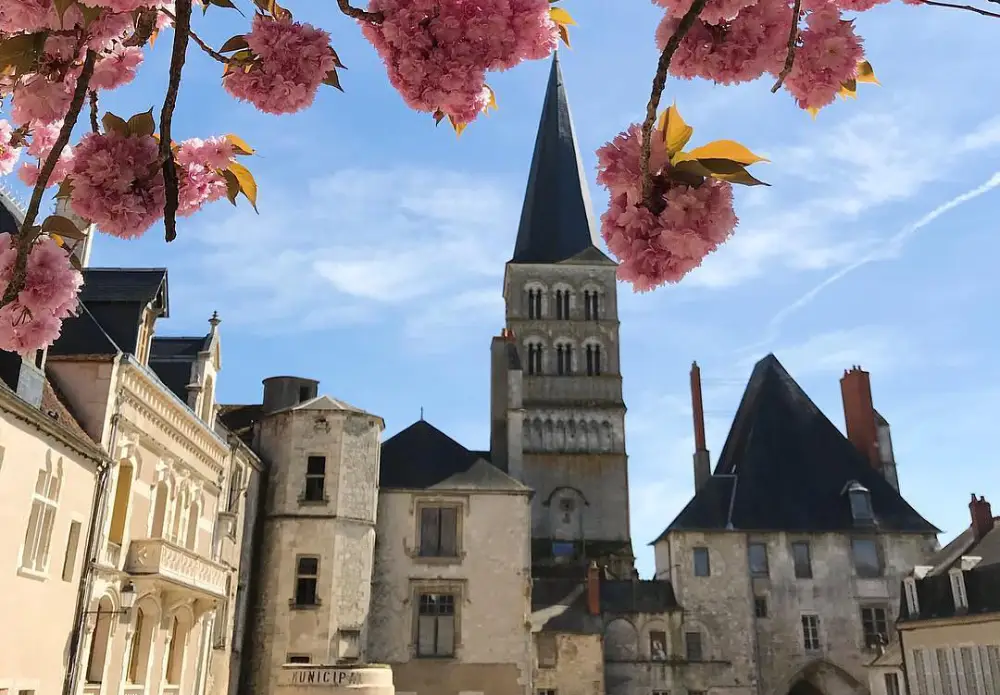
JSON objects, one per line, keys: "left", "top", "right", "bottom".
{"left": 651, "top": 356, "right": 941, "bottom": 695}
{"left": 889, "top": 493, "right": 1000, "bottom": 695}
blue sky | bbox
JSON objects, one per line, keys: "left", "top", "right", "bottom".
{"left": 9, "top": 0, "right": 1000, "bottom": 578}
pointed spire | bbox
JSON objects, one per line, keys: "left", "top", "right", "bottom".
{"left": 511, "top": 53, "right": 607, "bottom": 264}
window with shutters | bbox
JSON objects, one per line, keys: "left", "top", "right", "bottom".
{"left": 960, "top": 647, "right": 980, "bottom": 695}
{"left": 884, "top": 673, "right": 901, "bottom": 695}
{"left": 936, "top": 648, "right": 955, "bottom": 695}
{"left": 416, "top": 593, "right": 456, "bottom": 657}
{"left": 62, "top": 520, "right": 82, "bottom": 582}
{"left": 417, "top": 504, "right": 460, "bottom": 559}
{"left": 949, "top": 568, "right": 968, "bottom": 611}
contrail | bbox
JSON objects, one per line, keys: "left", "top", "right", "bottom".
{"left": 742, "top": 171, "right": 1000, "bottom": 354}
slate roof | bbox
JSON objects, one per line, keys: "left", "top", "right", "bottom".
{"left": 655, "top": 354, "right": 938, "bottom": 539}
{"left": 511, "top": 52, "right": 611, "bottom": 265}
{"left": 218, "top": 404, "right": 262, "bottom": 446}
{"left": 530, "top": 576, "right": 679, "bottom": 634}
{"left": 379, "top": 419, "right": 528, "bottom": 492}
{"left": 147, "top": 336, "right": 212, "bottom": 401}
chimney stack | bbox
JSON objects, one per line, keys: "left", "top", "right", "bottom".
{"left": 691, "top": 361, "right": 711, "bottom": 490}
{"left": 970, "top": 494, "right": 995, "bottom": 541}
{"left": 586, "top": 561, "right": 601, "bottom": 616}
{"left": 840, "top": 366, "right": 880, "bottom": 470}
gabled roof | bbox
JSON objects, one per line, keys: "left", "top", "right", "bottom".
{"left": 380, "top": 419, "right": 528, "bottom": 492}
{"left": 510, "top": 52, "right": 611, "bottom": 265}
{"left": 655, "top": 354, "right": 938, "bottom": 539}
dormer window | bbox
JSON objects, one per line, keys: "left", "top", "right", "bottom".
{"left": 948, "top": 568, "right": 968, "bottom": 612}
{"left": 844, "top": 481, "right": 874, "bottom": 523}
{"left": 903, "top": 576, "right": 920, "bottom": 617}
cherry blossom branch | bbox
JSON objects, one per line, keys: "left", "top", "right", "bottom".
{"left": 920, "top": 0, "right": 1000, "bottom": 16}
{"left": 0, "top": 50, "right": 97, "bottom": 310}
{"left": 124, "top": 9, "right": 158, "bottom": 48}
{"left": 159, "top": 0, "right": 193, "bottom": 243}
{"left": 336, "top": 0, "right": 384, "bottom": 23}
{"left": 160, "top": 8, "right": 228, "bottom": 62}
{"left": 639, "top": 0, "right": 710, "bottom": 213}
{"left": 771, "top": 0, "right": 803, "bottom": 93}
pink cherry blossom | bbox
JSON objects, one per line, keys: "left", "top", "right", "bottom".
{"left": 0, "top": 120, "right": 23, "bottom": 177}
{"left": 67, "top": 131, "right": 165, "bottom": 239}
{"left": 18, "top": 144, "right": 74, "bottom": 188}
{"left": 362, "top": 0, "right": 558, "bottom": 124}
{"left": 654, "top": 0, "right": 759, "bottom": 27}
{"left": 11, "top": 72, "right": 78, "bottom": 125}
{"left": 0, "top": 233, "right": 82, "bottom": 353}
{"left": 596, "top": 123, "right": 738, "bottom": 290}
{"left": 92, "top": 45, "right": 144, "bottom": 91}
{"left": 178, "top": 164, "right": 228, "bottom": 217}
{"left": 782, "top": 2, "right": 863, "bottom": 110}
{"left": 223, "top": 15, "right": 336, "bottom": 115}
{"left": 86, "top": 11, "right": 137, "bottom": 50}
{"left": 176, "top": 137, "right": 235, "bottom": 170}
{"left": 0, "top": 0, "right": 52, "bottom": 33}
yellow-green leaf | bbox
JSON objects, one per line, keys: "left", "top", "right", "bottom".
{"left": 549, "top": 6, "right": 576, "bottom": 25}
{"left": 226, "top": 162, "right": 258, "bottom": 210}
{"left": 658, "top": 104, "right": 693, "bottom": 159}
{"left": 322, "top": 68, "right": 343, "bottom": 91}
{"left": 684, "top": 139, "right": 768, "bottom": 166}
{"left": 55, "top": 178, "right": 74, "bottom": 201}
{"left": 221, "top": 169, "right": 241, "bottom": 206}
{"left": 52, "top": 0, "right": 76, "bottom": 22}
{"left": 484, "top": 85, "right": 498, "bottom": 114}
{"left": 101, "top": 112, "right": 129, "bottom": 137}
{"left": 226, "top": 134, "right": 254, "bottom": 156}
{"left": 0, "top": 33, "right": 45, "bottom": 73}
{"left": 695, "top": 158, "right": 769, "bottom": 186}
{"left": 557, "top": 24, "right": 571, "bottom": 48}
{"left": 127, "top": 109, "right": 156, "bottom": 138}
{"left": 41, "top": 215, "right": 86, "bottom": 240}
{"left": 219, "top": 35, "right": 249, "bottom": 53}
{"left": 433, "top": 110, "right": 446, "bottom": 126}
{"left": 837, "top": 79, "right": 857, "bottom": 100}
{"left": 448, "top": 116, "right": 468, "bottom": 138}
{"left": 855, "top": 60, "right": 879, "bottom": 85}
{"left": 806, "top": 106, "right": 820, "bottom": 119}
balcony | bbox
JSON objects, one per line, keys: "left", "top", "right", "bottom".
{"left": 122, "top": 686, "right": 144, "bottom": 695}
{"left": 523, "top": 375, "right": 623, "bottom": 406}
{"left": 124, "top": 538, "right": 227, "bottom": 600}
{"left": 101, "top": 541, "right": 122, "bottom": 568}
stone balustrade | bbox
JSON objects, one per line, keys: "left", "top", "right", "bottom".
{"left": 124, "top": 538, "right": 228, "bottom": 599}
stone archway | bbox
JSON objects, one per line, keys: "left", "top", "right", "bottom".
{"left": 777, "top": 659, "right": 869, "bottom": 695}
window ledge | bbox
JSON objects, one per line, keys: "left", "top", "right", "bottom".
{"left": 17, "top": 566, "right": 47, "bottom": 582}
{"left": 288, "top": 599, "right": 322, "bottom": 611}
{"left": 412, "top": 553, "right": 464, "bottom": 566}
{"left": 298, "top": 497, "right": 330, "bottom": 506}
{"left": 414, "top": 654, "right": 457, "bottom": 660}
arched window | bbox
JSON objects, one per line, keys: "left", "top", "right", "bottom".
{"left": 108, "top": 461, "right": 134, "bottom": 548}
{"left": 585, "top": 342, "right": 603, "bottom": 376}
{"left": 185, "top": 502, "right": 200, "bottom": 551}
{"left": 86, "top": 597, "right": 114, "bottom": 684}
{"left": 127, "top": 607, "right": 154, "bottom": 684}
{"left": 526, "top": 287, "right": 543, "bottom": 319}
{"left": 21, "top": 460, "right": 62, "bottom": 572}
{"left": 584, "top": 289, "right": 600, "bottom": 320}
{"left": 554, "top": 288, "right": 571, "bottom": 319}
{"left": 227, "top": 466, "right": 243, "bottom": 512}
{"left": 200, "top": 374, "right": 215, "bottom": 422}
{"left": 555, "top": 341, "right": 574, "bottom": 375}
{"left": 165, "top": 616, "right": 187, "bottom": 685}
{"left": 150, "top": 481, "right": 169, "bottom": 538}
{"left": 526, "top": 341, "right": 544, "bottom": 375}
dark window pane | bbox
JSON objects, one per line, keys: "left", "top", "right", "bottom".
{"left": 852, "top": 539, "right": 882, "bottom": 578}
{"left": 297, "top": 557, "right": 318, "bottom": 575}
{"left": 685, "top": 632, "right": 703, "bottom": 661}
{"left": 754, "top": 597, "right": 768, "bottom": 618}
{"left": 438, "top": 507, "right": 458, "bottom": 557}
{"left": 295, "top": 578, "right": 317, "bottom": 605}
{"left": 693, "top": 547, "right": 710, "bottom": 577}
{"left": 419, "top": 508, "right": 441, "bottom": 556}
{"left": 304, "top": 477, "right": 325, "bottom": 502}
{"left": 850, "top": 490, "right": 874, "bottom": 520}
{"left": 307, "top": 456, "right": 326, "bottom": 475}
{"left": 748, "top": 543, "right": 769, "bottom": 577}
{"left": 792, "top": 542, "right": 813, "bottom": 579}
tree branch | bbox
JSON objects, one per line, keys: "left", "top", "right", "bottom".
{"left": 639, "top": 0, "right": 710, "bottom": 213}
{"left": 88, "top": 91, "right": 99, "bottom": 132}
{"left": 160, "top": 8, "right": 227, "bottom": 62}
{"left": 1, "top": 50, "right": 97, "bottom": 310}
{"left": 336, "top": 0, "right": 384, "bottom": 24}
{"left": 920, "top": 0, "right": 1000, "bottom": 16}
{"left": 124, "top": 9, "right": 158, "bottom": 48}
{"left": 771, "top": 0, "right": 803, "bottom": 93}
{"left": 159, "top": 0, "right": 193, "bottom": 243}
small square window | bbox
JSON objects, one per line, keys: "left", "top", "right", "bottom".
{"left": 754, "top": 597, "right": 768, "bottom": 618}
{"left": 692, "top": 547, "right": 710, "bottom": 577}
{"left": 748, "top": 542, "right": 769, "bottom": 577}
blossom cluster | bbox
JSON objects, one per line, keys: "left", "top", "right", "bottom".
{"left": 596, "top": 124, "right": 738, "bottom": 290}
{"left": 223, "top": 15, "right": 337, "bottom": 115}
{"left": 361, "top": 0, "right": 559, "bottom": 124}
{"left": 654, "top": 0, "right": 865, "bottom": 111}
{"left": 0, "top": 233, "right": 82, "bottom": 353}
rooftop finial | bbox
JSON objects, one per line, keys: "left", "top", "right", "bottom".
{"left": 209, "top": 310, "right": 221, "bottom": 329}
{"left": 420, "top": 406, "right": 424, "bottom": 421}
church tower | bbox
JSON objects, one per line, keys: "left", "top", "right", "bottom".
{"left": 492, "top": 53, "right": 634, "bottom": 579}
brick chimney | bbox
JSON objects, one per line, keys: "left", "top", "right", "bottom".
{"left": 691, "top": 361, "right": 711, "bottom": 491}
{"left": 840, "top": 366, "right": 879, "bottom": 470}
{"left": 586, "top": 561, "right": 601, "bottom": 616}
{"left": 970, "top": 494, "right": 995, "bottom": 541}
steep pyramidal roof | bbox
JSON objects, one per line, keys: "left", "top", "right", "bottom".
{"left": 656, "top": 354, "right": 938, "bottom": 538}
{"left": 511, "top": 52, "right": 611, "bottom": 265}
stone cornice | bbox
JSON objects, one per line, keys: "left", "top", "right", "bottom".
{"left": 0, "top": 388, "right": 108, "bottom": 466}
{"left": 119, "top": 360, "right": 228, "bottom": 480}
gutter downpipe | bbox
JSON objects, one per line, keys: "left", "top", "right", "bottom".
{"left": 63, "top": 381, "right": 124, "bottom": 695}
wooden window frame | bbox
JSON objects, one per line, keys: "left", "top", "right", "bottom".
{"left": 291, "top": 555, "right": 321, "bottom": 608}
{"left": 413, "top": 499, "right": 464, "bottom": 564}
{"left": 410, "top": 579, "right": 465, "bottom": 659}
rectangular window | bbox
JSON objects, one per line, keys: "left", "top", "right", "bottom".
{"left": 537, "top": 691, "right": 556, "bottom": 695}
{"left": 754, "top": 597, "right": 768, "bottom": 618}
{"left": 911, "top": 649, "right": 929, "bottom": 695}
{"left": 62, "top": 520, "right": 82, "bottom": 582}
{"left": 860, "top": 606, "right": 889, "bottom": 648}
{"left": 792, "top": 541, "right": 813, "bottom": 579}
{"left": 649, "top": 630, "right": 667, "bottom": 661}
{"left": 287, "top": 654, "right": 311, "bottom": 664}
{"left": 884, "top": 673, "right": 901, "bottom": 695}
{"left": 416, "top": 593, "right": 456, "bottom": 657}
{"left": 748, "top": 542, "right": 769, "bottom": 577}
{"left": 685, "top": 631, "right": 703, "bottom": 661}
{"left": 303, "top": 456, "right": 326, "bottom": 502}
{"left": 418, "top": 506, "right": 458, "bottom": 557}
{"left": 22, "top": 467, "right": 60, "bottom": 573}
{"left": 294, "top": 556, "right": 319, "bottom": 606}
{"left": 959, "top": 647, "right": 979, "bottom": 695}
{"left": 851, "top": 538, "right": 882, "bottom": 578}
{"left": 692, "top": 547, "right": 710, "bottom": 577}
{"left": 537, "top": 633, "right": 557, "bottom": 668}
{"left": 801, "top": 614, "right": 821, "bottom": 651}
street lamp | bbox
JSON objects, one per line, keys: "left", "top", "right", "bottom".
{"left": 84, "top": 581, "right": 137, "bottom": 617}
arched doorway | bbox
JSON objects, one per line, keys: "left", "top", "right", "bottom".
{"left": 789, "top": 681, "right": 827, "bottom": 695}
{"left": 779, "top": 659, "right": 867, "bottom": 695}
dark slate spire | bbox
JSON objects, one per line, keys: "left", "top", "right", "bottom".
{"left": 511, "top": 52, "right": 609, "bottom": 264}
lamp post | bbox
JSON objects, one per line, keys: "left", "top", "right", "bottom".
{"left": 85, "top": 581, "right": 137, "bottom": 617}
